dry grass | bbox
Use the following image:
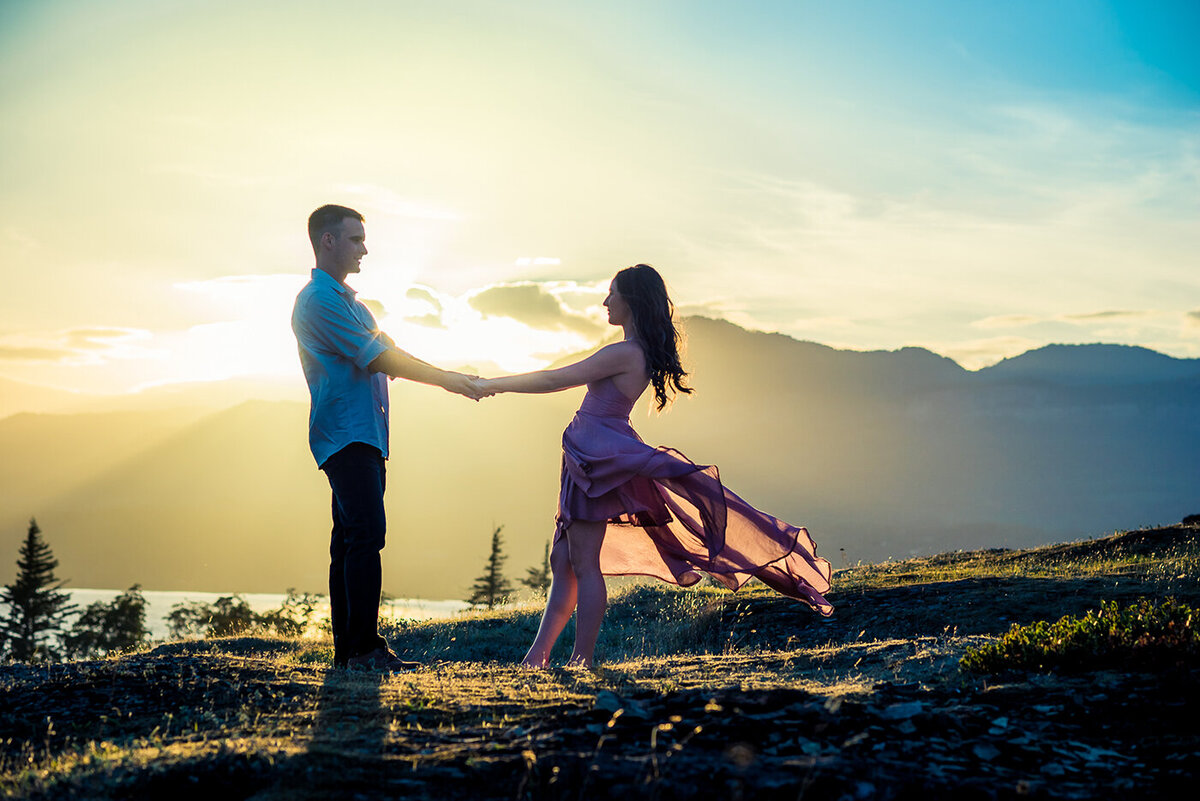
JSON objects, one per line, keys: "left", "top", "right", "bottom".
{"left": 2, "top": 523, "right": 1198, "bottom": 799}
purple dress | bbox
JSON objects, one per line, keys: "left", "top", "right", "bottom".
{"left": 556, "top": 376, "right": 834, "bottom": 616}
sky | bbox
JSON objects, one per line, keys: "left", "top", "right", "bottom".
{"left": 1, "top": 0, "right": 1198, "bottom": 396}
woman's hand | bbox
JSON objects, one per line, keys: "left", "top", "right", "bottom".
{"left": 441, "top": 371, "right": 487, "bottom": 401}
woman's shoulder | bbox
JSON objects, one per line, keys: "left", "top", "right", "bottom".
{"left": 581, "top": 340, "right": 645, "bottom": 376}
{"left": 600, "top": 339, "right": 647, "bottom": 363}
{"left": 608, "top": 341, "right": 649, "bottom": 380}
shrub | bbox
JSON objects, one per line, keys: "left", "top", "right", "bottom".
{"left": 961, "top": 598, "right": 1199, "bottom": 674}
{"left": 63, "top": 585, "right": 149, "bottom": 658}
{"left": 165, "top": 590, "right": 319, "bottom": 639}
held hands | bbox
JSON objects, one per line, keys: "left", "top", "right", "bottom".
{"left": 443, "top": 372, "right": 496, "bottom": 401}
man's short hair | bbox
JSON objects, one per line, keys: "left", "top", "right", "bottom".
{"left": 308, "top": 205, "right": 364, "bottom": 253}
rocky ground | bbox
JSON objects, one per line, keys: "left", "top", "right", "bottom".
{"left": 2, "top": 524, "right": 1197, "bottom": 800}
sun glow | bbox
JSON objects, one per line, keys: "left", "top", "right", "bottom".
{"left": 159, "top": 274, "right": 607, "bottom": 394}
{"left": 376, "top": 280, "right": 609, "bottom": 374}
{"left": 383, "top": 312, "right": 597, "bottom": 375}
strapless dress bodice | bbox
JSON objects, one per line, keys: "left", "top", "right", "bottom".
{"left": 577, "top": 377, "right": 637, "bottom": 419}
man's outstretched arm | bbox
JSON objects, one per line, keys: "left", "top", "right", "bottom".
{"left": 368, "top": 348, "right": 484, "bottom": 400}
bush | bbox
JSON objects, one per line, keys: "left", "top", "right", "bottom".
{"left": 63, "top": 585, "right": 149, "bottom": 658}
{"left": 165, "top": 590, "right": 319, "bottom": 640}
{"left": 961, "top": 598, "right": 1199, "bottom": 674}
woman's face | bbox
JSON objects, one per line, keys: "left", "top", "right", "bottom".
{"left": 603, "top": 279, "right": 632, "bottom": 327}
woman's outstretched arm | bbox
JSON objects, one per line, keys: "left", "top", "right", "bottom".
{"left": 480, "top": 342, "right": 643, "bottom": 395}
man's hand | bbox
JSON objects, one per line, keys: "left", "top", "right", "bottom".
{"left": 471, "top": 376, "right": 496, "bottom": 399}
{"left": 370, "top": 350, "right": 493, "bottom": 400}
{"left": 442, "top": 372, "right": 489, "bottom": 401}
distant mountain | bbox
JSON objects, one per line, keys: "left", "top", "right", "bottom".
{"left": 978, "top": 343, "right": 1200, "bottom": 385}
{"left": 0, "top": 377, "right": 91, "bottom": 419}
{"left": 2, "top": 320, "right": 1197, "bottom": 598}
{"left": 64, "top": 376, "right": 310, "bottom": 414}
{"left": 0, "top": 408, "right": 210, "bottom": 518}
{"left": 4, "top": 393, "right": 579, "bottom": 598}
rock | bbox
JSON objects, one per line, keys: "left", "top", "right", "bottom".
{"left": 881, "top": 701, "right": 924, "bottom": 720}
{"left": 973, "top": 743, "right": 1001, "bottom": 761}
{"left": 591, "top": 690, "right": 648, "bottom": 720}
{"left": 594, "top": 690, "right": 622, "bottom": 714}
{"left": 852, "top": 781, "right": 876, "bottom": 799}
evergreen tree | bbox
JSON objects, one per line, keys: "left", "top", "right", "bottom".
{"left": 1, "top": 519, "right": 76, "bottom": 662}
{"left": 62, "top": 585, "right": 148, "bottom": 659}
{"left": 520, "top": 540, "right": 552, "bottom": 593}
{"left": 467, "top": 526, "right": 514, "bottom": 609}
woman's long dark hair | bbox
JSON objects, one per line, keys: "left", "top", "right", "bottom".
{"left": 615, "top": 264, "right": 693, "bottom": 411}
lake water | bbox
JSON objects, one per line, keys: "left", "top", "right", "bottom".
{"left": 65, "top": 588, "right": 471, "bottom": 641}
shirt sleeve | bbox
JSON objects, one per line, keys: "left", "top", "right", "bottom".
{"left": 295, "top": 290, "right": 390, "bottom": 370}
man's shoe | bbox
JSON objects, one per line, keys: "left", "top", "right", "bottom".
{"left": 380, "top": 647, "right": 422, "bottom": 670}
{"left": 346, "top": 647, "right": 420, "bottom": 671}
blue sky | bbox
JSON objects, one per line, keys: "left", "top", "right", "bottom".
{"left": 0, "top": 0, "right": 1197, "bottom": 394}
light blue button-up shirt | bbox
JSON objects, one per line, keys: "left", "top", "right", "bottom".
{"left": 291, "top": 269, "right": 392, "bottom": 467}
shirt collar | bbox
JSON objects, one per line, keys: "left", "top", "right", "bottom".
{"left": 311, "top": 267, "right": 356, "bottom": 298}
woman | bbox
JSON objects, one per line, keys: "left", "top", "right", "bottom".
{"left": 477, "top": 264, "right": 832, "bottom": 668}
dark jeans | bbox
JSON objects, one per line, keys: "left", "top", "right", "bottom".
{"left": 321, "top": 442, "right": 389, "bottom": 664}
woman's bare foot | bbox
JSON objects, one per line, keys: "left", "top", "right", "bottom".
{"left": 519, "top": 650, "right": 550, "bottom": 669}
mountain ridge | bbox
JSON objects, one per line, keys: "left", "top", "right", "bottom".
{"left": 2, "top": 319, "right": 1197, "bottom": 596}
{"left": 978, "top": 342, "right": 1200, "bottom": 385}
{"left": 5, "top": 322, "right": 1199, "bottom": 420}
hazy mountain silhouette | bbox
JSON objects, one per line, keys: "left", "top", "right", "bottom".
{"left": 0, "top": 408, "right": 212, "bottom": 520}
{"left": 0, "top": 377, "right": 90, "bottom": 418}
{"left": 2, "top": 319, "right": 1197, "bottom": 598}
{"left": 979, "top": 343, "right": 1200, "bottom": 385}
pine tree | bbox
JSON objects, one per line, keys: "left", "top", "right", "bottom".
{"left": 520, "top": 540, "right": 552, "bottom": 593}
{"left": 1, "top": 519, "right": 76, "bottom": 662}
{"left": 467, "top": 526, "right": 514, "bottom": 610}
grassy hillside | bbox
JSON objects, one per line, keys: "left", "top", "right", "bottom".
{"left": 1, "top": 523, "right": 1198, "bottom": 799}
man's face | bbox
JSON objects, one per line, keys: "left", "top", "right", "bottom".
{"left": 330, "top": 218, "right": 368, "bottom": 276}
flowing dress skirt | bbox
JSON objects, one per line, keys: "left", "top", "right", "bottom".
{"left": 556, "top": 378, "right": 833, "bottom": 616}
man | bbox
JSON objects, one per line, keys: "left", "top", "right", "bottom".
{"left": 292, "top": 204, "right": 482, "bottom": 670}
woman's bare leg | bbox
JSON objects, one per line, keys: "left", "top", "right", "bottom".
{"left": 520, "top": 535, "right": 576, "bottom": 668}
{"left": 565, "top": 520, "right": 608, "bottom": 667}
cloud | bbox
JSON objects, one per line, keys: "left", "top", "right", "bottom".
{"left": 1187, "top": 310, "right": 1200, "bottom": 330}
{"left": 405, "top": 314, "right": 446, "bottom": 329}
{"left": 360, "top": 298, "right": 387, "bottom": 317}
{"left": 973, "top": 309, "right": 1165, "bottom": 332}
{"left": 406, "top": 287, "right": 443, "bottom": 310}
{"left": 677, "top": 301, "right": 737, "bottom": 319}
{"left": 337, "top": 184, "right": 461, "bottom": 221}
{"left": 2, "top": 225, "right": 40, "bottom": 251}
{"left": 468, "top": 284, "right": 604, "bottom": 336}
{"left": 399, "top": 286, "right": 446, "bottom": 328}
{"left": 62, "top": 328, "right": 145, "bottom": 349}
{"left": 0, "top": 327, "right": 152, "bottom": 363}
{"left": 972, "top": 314, "right": 1041, "bottom": 329}
{"left": 0, "top": 346, "right": 72, "bottom": 362}
{"left": 1062, "top": 310, "right": 1151, "bottom": 322}
{"left": 153, "top": 163, "right": 272, "bottom": 189}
